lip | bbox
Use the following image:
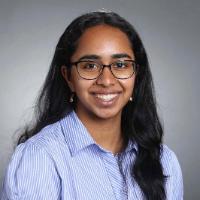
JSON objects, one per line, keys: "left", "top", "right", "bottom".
{"left": 96, "top": 92, "right": 120, "bottom": 99}
{"left": 92, "top": 92, "right": 121, "bottom": 106}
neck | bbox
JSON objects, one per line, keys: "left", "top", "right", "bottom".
{"left": 76, "top": 110, "right": 125, "bottom": 154}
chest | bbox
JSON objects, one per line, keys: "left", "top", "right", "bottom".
{"left": 56, "top": 147, "right": 144, "bottom": 200}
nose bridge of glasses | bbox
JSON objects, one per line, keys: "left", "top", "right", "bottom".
{"left": 101, "top": 64, "right": 115, "bottom": 76}
{"left": 98, "top": 63, "right": 116, "bottom": 80}
{"left": 102, "top": 64, "right": 112, "bottom": 70}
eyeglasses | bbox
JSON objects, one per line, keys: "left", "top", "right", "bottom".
{"left": 70, "top": 60, "right": 137, "bottom": 80}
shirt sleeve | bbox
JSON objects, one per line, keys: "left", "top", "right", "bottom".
{"left": 170, "top": 150, "right": 184, "bottom": 199}
{"left": 1, "top": 142, "right": 61, "bottom": 200}
{"left": 162, "top": 145, "right": 184, "bottom": 200}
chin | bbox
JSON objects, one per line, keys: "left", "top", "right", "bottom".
{"left": 92, "top": 108, "right": 122, "bottom": 120}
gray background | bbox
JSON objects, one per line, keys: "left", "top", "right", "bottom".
{"left": 0, "top": 0, "right": 199, "bottom": 199}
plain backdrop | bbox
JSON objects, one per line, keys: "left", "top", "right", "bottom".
{"left": 0, "top": 0, "right": 199, "bottom": 199}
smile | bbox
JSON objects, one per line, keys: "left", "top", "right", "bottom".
{"left": 95, "top": 93, "right": 119, "bottom": 102}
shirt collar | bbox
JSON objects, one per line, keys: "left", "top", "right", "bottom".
{"left": 125, "top": 139, "right": 138, "bottom": 154}
{"left": 60, "top": 111, "right": 96, "bottom": 156}
{"left": 60, "top": 110, "right": 138, "bottom": 156}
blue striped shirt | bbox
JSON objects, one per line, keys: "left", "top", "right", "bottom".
{"left": 1, "top": 111, "right": 183, "bottom": 199}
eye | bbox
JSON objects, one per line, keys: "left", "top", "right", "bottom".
{"left": 80, "top": 61, "right": 99, "bottom": 71}
{"left": 113, "top": 61, "right": 129, "bottom": 69}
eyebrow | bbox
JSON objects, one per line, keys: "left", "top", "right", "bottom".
{"left": 77, "top": 53, "right": 133, "bottom": 61}
{"left": 111, "top": 53, "right": 132, "bottom": 59}
{"left": 78, "top": 55, "right": 100, "bottom": 61}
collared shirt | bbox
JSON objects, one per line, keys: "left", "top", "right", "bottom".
{"left": 1, "top": 111, "right": 183, "bottom": 200}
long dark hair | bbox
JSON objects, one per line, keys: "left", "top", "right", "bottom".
{"left": 18, "top": 11, "right": 166, "bottom": 199}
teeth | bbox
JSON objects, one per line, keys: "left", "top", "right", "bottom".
{"left": 96, "top": 94, "right": 118, "bottom": 101}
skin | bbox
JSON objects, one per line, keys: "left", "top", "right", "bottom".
{"left": 62, "top": 25, "right": 136, "bottom": 153}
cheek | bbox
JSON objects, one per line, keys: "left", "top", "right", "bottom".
{"left": 130, "top": 78, "right": 136, "bottom": 92}
{"left": 73, "top": 79, "right": 94, "bottom": 97}
{"left": 70, "top": 69, "right": 90, "bottom": 92}
{"left": 121, "top": 77, "right": 135, "bottom": 95}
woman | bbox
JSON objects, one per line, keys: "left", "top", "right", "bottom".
{"left": 1, "top": 11, "right": 183, "bottom": 199}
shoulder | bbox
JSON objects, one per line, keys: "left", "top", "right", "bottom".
{"left": 9, "top": 121, "right": 65, "bottom": 167}
{"left": 161, "top": 144, "right": 184, "bottom": 198}
{"left": 20, "top": 120, "right": 68, "bottom": 156}
{"left": 1, "top": 121, "right": 68, "bottom": 199}
{"left": 160, "top": 144, "right": 182, "bottom": 176}
{"left": 7, "top": 119, "right": 70, "bottom": 174}
{"left": 161, "top": 144, "right": 178, "bottom": 162}
{"left": 160, "top": 144, "right": 181, "bottom": 170}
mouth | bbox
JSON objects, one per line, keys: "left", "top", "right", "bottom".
{"left": 95, "top": 93, "right": 119, "bottom": 102}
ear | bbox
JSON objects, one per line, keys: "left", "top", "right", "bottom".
{"left": 61, "top": 65, "right": 75, "bottom": 92}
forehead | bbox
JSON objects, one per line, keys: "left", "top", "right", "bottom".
{"left": 71, "top": 25, "right": 134, "bottom": 61}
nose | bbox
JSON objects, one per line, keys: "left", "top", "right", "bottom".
{"left": 96, "top": 66, "right": 116, "bottom": 86}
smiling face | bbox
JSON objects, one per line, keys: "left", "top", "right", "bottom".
{"left": 62, "top": 25, "right": 136, "bottom": 121}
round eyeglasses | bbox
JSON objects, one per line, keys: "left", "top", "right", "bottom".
{"left": 70, "top": 60, "right": 137, "bottom": 80}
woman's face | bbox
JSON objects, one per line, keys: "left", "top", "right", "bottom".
{"left": 63, "top": 25, "right": 136, "bottom": 120}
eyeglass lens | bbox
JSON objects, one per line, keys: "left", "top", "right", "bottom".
{"left": 76, "top": 60, "right": 136, "bottom": 80}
